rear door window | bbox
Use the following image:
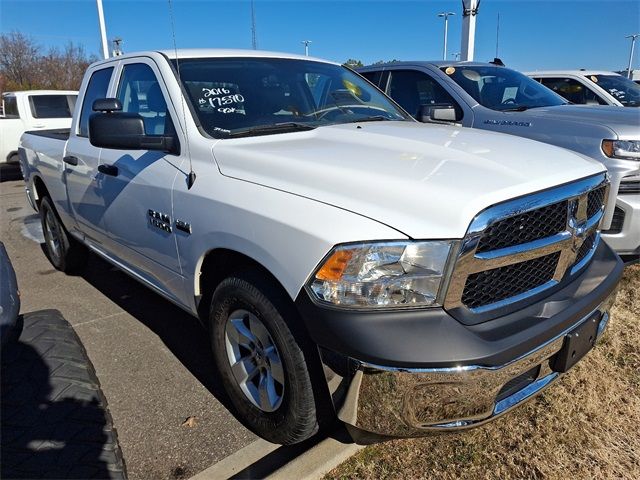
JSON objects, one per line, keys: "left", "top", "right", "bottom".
{"left": 539, "top": 77, "right": 608, "bottom": 105}
{"left": 360, "top": 71, "right": 383, "bottom": 88}
{"left": 29, "top": 95, "right": 77, "bottom": 118}
{"left": 2, "top": 95, "right": 19, "bottom": 118}
{"left": 79, "top": 67, "right": 114, "bottom": 137}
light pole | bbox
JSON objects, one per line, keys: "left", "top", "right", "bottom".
{"left": 302, "top": 40, "right": 312, "bottom": 56}
{"left": 626, "top": 34, "right": 639, "bottom": 79}
{"left": 96, "top": 0, "right": 109, "bottom": 59}
{"left": 437, "top": 12, "right": 455, "bottom": 61}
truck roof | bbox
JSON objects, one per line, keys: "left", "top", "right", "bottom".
{"left": 89, "top": 48, "right": 337, "bottom": 67}
{"left": 359, "top": 60, "right": 507, "bottom": 69}
{"left": 2, "top": 90, "right": 78, "bottom": 97}
{"left": 524, "top": 70, "right": 623, "bottom": 76}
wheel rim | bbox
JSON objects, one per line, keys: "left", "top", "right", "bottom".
{"left": 44, "top": 208, "right": 62, "bottom": 263}
{"left": 224, "top": 309, "right": 285, "bottom": 412}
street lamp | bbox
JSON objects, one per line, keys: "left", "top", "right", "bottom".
{"left": 301, "top": 40, "right": 312, "bottom": 56}
{"left": 437, "top": 12, "right": 455, "bottom": 61}
{"left": 625, "top": 34, "right": 639, "bottom": 79}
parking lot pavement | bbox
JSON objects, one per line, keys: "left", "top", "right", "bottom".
{"left": 0, "top": 173, "right": 257, "bottom": 479}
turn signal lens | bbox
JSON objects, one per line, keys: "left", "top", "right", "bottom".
{"left": 315, "top": 249, "right": 354, "bottom": 280}
{"left": 602, "top": 139, "right": 640, "bottom": 160}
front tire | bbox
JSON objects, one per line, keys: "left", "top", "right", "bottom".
{"left": 40, "top": 196, "right": 88, "bottom": 273}
{"left": 209, "top": 272, "right": 318, "bottom": 444}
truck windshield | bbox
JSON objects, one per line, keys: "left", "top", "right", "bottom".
{"left": 591, "top": 74, "right": 640, "bottom": 107}
{"left": 171, "top": 57, "right": 409, "bottom": 137}
{"left": 441, "top": 65, "right": 567, "bottom": 111}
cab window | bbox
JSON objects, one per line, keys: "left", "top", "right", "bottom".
{"left": 117, "top": 63, "right": 170, "bottom": 135}
{"left": 79, "top": 67, "right": 114, "bottom": 137}
{"left": 387, "top": 70, "right": 460, "bottom": 118}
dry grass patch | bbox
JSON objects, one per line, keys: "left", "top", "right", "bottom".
{"left": 327, "top": 264, "right": 640, "bottom": 480}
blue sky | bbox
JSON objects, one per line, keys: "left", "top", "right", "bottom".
{"left": 1, "top": 0, "right": 639, "bottom": 72}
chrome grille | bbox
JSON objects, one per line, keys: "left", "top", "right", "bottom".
{"left": 445, "top": 173, "right": 609, "bottom": 323}
{"left": 575, "top": 232, "right": 597, "bottom": 265}
{"left": 461, "top": 252, "right": 560, "bottom": 309}
{"left": 587, "top": 186, "right": 606, "bottom": 218}
{"left": 476, "top": 201, "right": 567, "bottom": 253}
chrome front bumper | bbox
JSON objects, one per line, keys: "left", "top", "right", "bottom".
{"left": 321, "top": 291, "right": 617, "bottom": 438}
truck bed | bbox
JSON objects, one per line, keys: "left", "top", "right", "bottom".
{"left": 24, "top": 128, "right": 71, "bottom": 141}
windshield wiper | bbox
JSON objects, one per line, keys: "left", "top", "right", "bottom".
{"left": 226, "top": 122, "right": 317, "bottom": 138}
{"left": 501, "top": 105, "right": 548, "bottom": 112}
{"left": 343, "top": 115, "right": 393, "bottom": 123}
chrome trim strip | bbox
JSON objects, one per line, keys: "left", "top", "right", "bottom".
{"left": 469, "top": 279, "right": 559, "bottom": 314}
{"left": 444, "top": 173, "right": 609, "bottom": 318}
{"left": 570, "top": 231, "right": 601, "bottom": 276}
{"left": 492, "top": 373, "right": 559, "bottom": 415}
{"left": 473, "top": 232, "right": 572, "bottom": 262}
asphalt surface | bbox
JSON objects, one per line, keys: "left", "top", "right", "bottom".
{"left": 0, "top": 166, "right": 257, "bottom": 479}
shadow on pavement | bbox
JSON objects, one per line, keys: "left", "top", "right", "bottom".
{"left": 78, "top": 254, "right": 234, "bottom": 413}
{"left": 1, "top": 311, "right": 125, "bottom": 479}
{"left": 0, "top": 163, "right": 23, "bottom": 182}
{"left": 77, "top": 254, "right": 351, "bottom": 474}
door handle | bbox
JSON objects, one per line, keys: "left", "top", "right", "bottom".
{"left": 98, "top": 164, "right": 118, "bottom": 176}
{"left": 63, "top": 155, "right": 78, "bottom": 166}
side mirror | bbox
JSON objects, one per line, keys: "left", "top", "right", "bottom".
{"left": 93, "top": 98, "right": 122, "bottom": 112}
{"left": 418, "top": 103, "right": 460, "bottom": 123}
{"left": 88, "top": 99, "right": 178, "bottom": 154}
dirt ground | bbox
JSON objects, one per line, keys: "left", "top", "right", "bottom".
{"left": 327, "top": 263, "right": 640, "bottom": 480}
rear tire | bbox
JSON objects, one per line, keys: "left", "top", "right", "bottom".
{"left": 209, "top": 271, "right": 319, "bottom": 444}
{"left": 40, "top": 196, "right": 88, "bottom": 273}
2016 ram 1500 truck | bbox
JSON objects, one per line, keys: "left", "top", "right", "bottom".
{"left": 20, "top": 50, "right": 622, "bottom": 444}
{"left": 358, "top": 62, "right": 640, "bottom": 258}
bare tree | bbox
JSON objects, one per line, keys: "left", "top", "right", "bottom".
{"left": 0, "top": 32, "right": 97, "bottom": 93}
{"left": 39, "top": 43, "right": 96, "bottom": 90}
{"left": 0, "top": 32, "right": 40, "bottom": 90}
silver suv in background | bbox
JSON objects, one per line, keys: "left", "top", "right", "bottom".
{"left": 526, "top": 70, "right": 640, "bottom": 107}
{"left": 358, "top": 62, "right": 640, "bottom": 258}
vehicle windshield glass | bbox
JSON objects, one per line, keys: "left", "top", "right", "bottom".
{"left": 441, "top": 65, "right": 567, "bottom": 111}
{"left": 592, "top": 74, "right": 640, "bottom": 107}
{"left": 172, "top": 57, "right": 409, "bottom": 137}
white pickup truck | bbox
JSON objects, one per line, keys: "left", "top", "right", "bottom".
{"left": 526, "top": 70, "right": 640, "bottom": 107}
{"left": 20, "top": 50, "right": 622, "bottom": 444}
{"left": 1, "top": 90, "right": 77, "bottom": 163}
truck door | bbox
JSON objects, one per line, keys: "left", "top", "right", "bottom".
{"left": 97, "top": 59, "right": 185, "bottom": 302}
{"left": 384, "top": 68, "right": 469, "bottom": 125}
{"left": 65, "top": 66, "right": 114, "bottom": 245}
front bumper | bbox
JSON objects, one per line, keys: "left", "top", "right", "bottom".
{"left": 602, "top": 193, "right": 640, "bottom": 256}
{"left": 297, "top": 242, "right": 623, "bottom": 438}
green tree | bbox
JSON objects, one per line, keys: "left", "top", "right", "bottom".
{"left": 343, "top": 58, "right": 364, "bottom": 68}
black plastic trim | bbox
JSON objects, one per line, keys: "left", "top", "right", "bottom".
{"left": 294, "top": 242, "right": 622, "bottom": 368}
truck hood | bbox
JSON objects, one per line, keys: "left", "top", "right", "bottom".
{"left": 212, "top": 122, "right": 605, "bottom": 239}
{"left": 515, "top": 105, "right": 640, "bottom": 138}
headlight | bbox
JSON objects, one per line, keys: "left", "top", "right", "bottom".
{"left": 602, "top": 140, "right": 640, "bottom": 160}
{"left": 308, "top": 241, "right": 454, "bottom": 309}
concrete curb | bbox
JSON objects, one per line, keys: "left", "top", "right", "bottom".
{"left": 266, "top": 438, "right": 365, "bottom": 480}
{"left": 188, "top": 439, "right": 279, "bottom": 480}
{"left": 187, "top": 434, "right": 364, "bottom": 480}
